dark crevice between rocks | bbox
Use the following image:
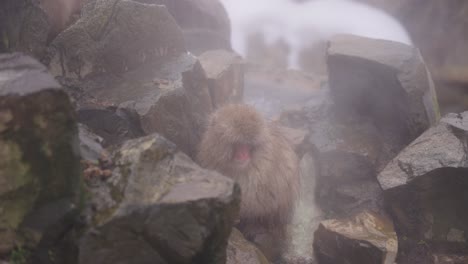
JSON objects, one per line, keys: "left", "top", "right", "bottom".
{"left": 385, "top": 167, "right": 468, "bottom": 263}
{"left": 77, "top": 107, "right": 145, "bottom": 148}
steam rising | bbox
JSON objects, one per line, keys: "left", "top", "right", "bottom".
{"left": 220, "top": 0, "right": 412, "bottom": 68}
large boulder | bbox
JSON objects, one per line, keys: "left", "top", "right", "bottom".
{"left": 328, "top": 34, "right": 440, "bottom": 137}
{"left": 45, "top": 0, "right": 186, "bottom": 78}
{"left": 378, "top": 112, "right": 468, "bottom": 243}
{"left": 278, "top": 35, "right": 440, "bottom": 218}
{"left": 80, "top": 134, "right": 240, "bottom": 264}
{"left": 0, "top": 53, "right": 81, "bottom": 256}
{"left": 44, "top": 0, "right": 213, "bottom": 157}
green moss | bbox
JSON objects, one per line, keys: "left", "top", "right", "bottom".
{"left": 0, "top": 141, "right": 32, "bottom": 193}
{"left": 0, "top": 183, "right": 40, "bottom": 230}
{"left": 9, "top": 246, "right": 30, "bottom": 264}
{"left": 0, "top": 90, "right": 83, "bottom": 249}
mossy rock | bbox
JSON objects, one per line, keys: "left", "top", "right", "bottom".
{"left": 0, "top": 53, "right": 82, "bottom": 255}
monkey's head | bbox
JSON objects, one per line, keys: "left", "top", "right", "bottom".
{"left": 202, "top": 104, "right": 269, "bottom": 172}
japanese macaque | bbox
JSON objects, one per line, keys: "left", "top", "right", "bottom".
{"left": 39, "top": 0, "right": 84, "bottom": 37}
{"left": 197, "top": 104, "right": 300, "bottom": 235}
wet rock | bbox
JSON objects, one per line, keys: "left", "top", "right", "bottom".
{"left": 199, "top": 50, "right": 244, "bottom": 109}
{"left": 378, "top": 112, "right": 468, "bottom": 243}
{"left": 80, "top": 134, "right": 240, "bottom": 264}
{"left": 227, "top": 228, "right": 270, "bottom": 264}
{"left": 0, "top": 0, "right": 50, "bottom": 58}
{"left": 45, "top": 0, "right": 186, "bottom": 78}
{"left": 0, "top": 53, "right": 81, "bottom": 254}
{"left": 328, "top": 34, "right": 440, "bottom": 139}
{"left": 276, "top": 35, "right": 441, "bottom": 218}
{"left": 119, "top": 53, "right": 213, "bottom": 157}
{"left": 314, "top": 211, "right": 398, "bottom": 264}
{"left": 44, "top": 0, "right": 213, "bottom": 156}
{"left": 378, "top": 112, "right": 468, "bottom": 190}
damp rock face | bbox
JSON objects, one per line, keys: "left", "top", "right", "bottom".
{"left": 277, "top": 35, "right": 441, "bottom": 218}
{"left": 44, "top": 0, "right": 213, "bottom": 157}
{"left": 0, "top": 0, "right": 51, "bottom": 58}
{"left": 0, "top": 53, "right": 81, "bottom": 254}
{"left": 79, "top": 134, "right": 240, "bottom": 264}
{"left": 378, "top": 112, "right": 468, "bottom": 243}
{"left": 328, "top": 34, "right": 440, "bottom": 139}
{"left": 45, "top": 0, "right": 186, "bottom": 78}
{"left": 199, "top": 49, "right": 244, "bottom": 109}
{"left": 313, "top": 211, "right": 398, "bottom": 264}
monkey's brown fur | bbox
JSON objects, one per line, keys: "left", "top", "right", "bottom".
{"left": 197, "top": 104, "right": 300, "bottom": 230}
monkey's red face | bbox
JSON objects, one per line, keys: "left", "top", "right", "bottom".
{"left": 232, "top": 143, "right": 252, "bottom": 168}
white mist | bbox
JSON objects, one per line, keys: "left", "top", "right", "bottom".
{"left": 220, "top": 0, "right": 412, "bottom": 69}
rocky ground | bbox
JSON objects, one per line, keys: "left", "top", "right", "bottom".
{"left": 0, "top": 0, "right": 467, "bottom": 264}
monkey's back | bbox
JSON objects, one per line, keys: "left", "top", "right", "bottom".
{"left": 236, "top": 122, "right": 301, "bottom": 227}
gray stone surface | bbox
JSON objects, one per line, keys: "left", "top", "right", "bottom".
{"left": 0, "top": 53, "right": 81, "bottom": 256}
{"left": 44, "top": 0, "right": 213, "bottom": 156}
{"left": 378, "top": 112, "right": 468, "bottom": 243}
{"left": 80, "top": 134, "right": 240, "bottom": 264}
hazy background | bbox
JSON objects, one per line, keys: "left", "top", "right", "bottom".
{"left": 220, "top": 0, "right": 412, "bottom": 70}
